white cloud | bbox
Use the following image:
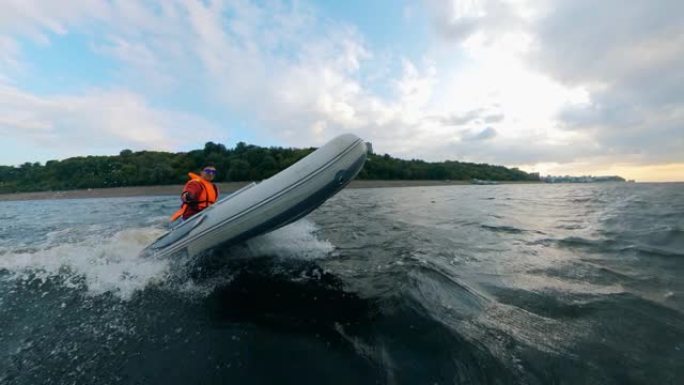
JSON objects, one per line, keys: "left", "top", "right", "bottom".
{"left": 528, "top": 0, "right": 684, "bottom": 166}
{"left": 0, "top": 36, "right": 22, "bottom": 81}
{"left": 0, "top": 84, "right": 220, "bottom": 159}
{"left": 0, "top": 0, "right": 528, "bottom": 161}
{"left": 463, "top": 126, "right": 497, "bottom": 141}
{"left": 420, "top": 0, "right": 684, "bottom": 175}
{"left": 0, "top": 0, "right": 109, "bottom": 42}
{"left": 0, "top": 0, "right": 681, "bottom": 180}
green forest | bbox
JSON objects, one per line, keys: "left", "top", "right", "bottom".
{"left": 0, "top": 141, "right": 539, "bottom": 194}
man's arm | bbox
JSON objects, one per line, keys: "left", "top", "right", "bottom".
{"left": 181, "top": 181, "right": 203, "bottom": 204}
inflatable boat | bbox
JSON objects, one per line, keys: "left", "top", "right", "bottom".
{"left": 143, "top": 133, "right": 368, "bottom": 258}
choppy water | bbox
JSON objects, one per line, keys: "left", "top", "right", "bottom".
{"left": 1, "top": 183, "right": 683, "bottom": 384}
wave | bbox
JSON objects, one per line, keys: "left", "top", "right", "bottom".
{"left": 480, "top": 224, "right": 547, "bottom": 236}
{"left": 0, "top": 227, "right": 169, "bottom": 300}
{"left": 546, "top": 226, "right": 684, "bottom": 257}
{"left": 175, "top": 220, "right": 336, "bottom": 297}
{"left": 528, "top": 236, "right": 619, "bottom": 254}
{"left": 0, "top": 219, "right": 335, "bottom": 300}
{"left": 621, "top": 244, "right": 684, "bottom": 258}
{"left": 480, "top": 224, "right": 526, "bottom": 234}
{"left": 245, "top": 219, "right": 334, "bottom": 260}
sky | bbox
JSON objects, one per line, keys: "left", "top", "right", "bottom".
{"left": 0, "top": 0, "right": 682, "bottom": 182}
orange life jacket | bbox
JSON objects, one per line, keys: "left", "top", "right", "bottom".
{"left": 170, "top": 172, "right": 218, "bottom": 221}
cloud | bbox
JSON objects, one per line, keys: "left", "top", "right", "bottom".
{"left": 422, "top": 0, "right": 684, "bottom": 172}
{"left": 0, "top": 36, "right": 21, "bottom": 74}
{"left": 0, "top": 83, "right": 220, "bottom": 160}
{"left": 463, "top": 126, "right": 497, "bottom": 141}
{"left": 424, "top": 0, "right": 523, "bottom": 41}
{"left": 0, "top": 0, "right": 681, "bottom": 180}
{"left": 482, "top": 113, "right": 504, "bottom": 124}
{"left": 530, "top": 0, "right": 684, "bottom": 87}
{"left": 0, "top": 0, "right": 406, "bottom": 160}
{"left": 529, "top": 0, "right": 684, "bottom": 164}
{"left": 169, "top": 2, "right": 445, "bottom": 151}
{"left": 433, "top": 108, "right": 505, "bottom": 126}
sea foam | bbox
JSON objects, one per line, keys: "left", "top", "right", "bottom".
{"left": 0, "top": 219, "right": 333, "bottom": 300}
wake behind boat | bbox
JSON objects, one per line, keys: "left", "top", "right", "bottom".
{"left": 142, "top": 133, "right": 368, "bottom": 258}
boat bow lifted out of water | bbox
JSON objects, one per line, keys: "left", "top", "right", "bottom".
{"left": 142, "top": 133, "right": 368, "bottom": 259}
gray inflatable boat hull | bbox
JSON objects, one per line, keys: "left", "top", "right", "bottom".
{"left": 144, "top": 133, "right": 367, "bottom": 258}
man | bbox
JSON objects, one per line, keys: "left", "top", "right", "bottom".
{"left": 170, "top": 166, "right": 219, "bottom": 222}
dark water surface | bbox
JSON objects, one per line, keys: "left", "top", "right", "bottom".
{"left": 1, "top": 183, "right": 683, "bottom": 384}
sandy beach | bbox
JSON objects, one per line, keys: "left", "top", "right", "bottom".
{"left": 0, "top": 180, "right": 477, "bottom": 202}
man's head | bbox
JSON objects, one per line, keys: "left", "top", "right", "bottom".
{"left": 201, "top": 166, "right": 217, "bottom": 181}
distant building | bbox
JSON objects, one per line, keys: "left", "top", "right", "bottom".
{"left": 365, "top": 142, "right": 373, "bottom": 154}
{"left": 472, "top": 179, "right": 499, "bottom": 185}
{"left": 541, "top": 175, "right": 626, "bottom": 183}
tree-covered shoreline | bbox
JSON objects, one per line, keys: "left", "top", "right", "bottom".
{"left": 0, "top": 142, "right": 539, "bottom": 194}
